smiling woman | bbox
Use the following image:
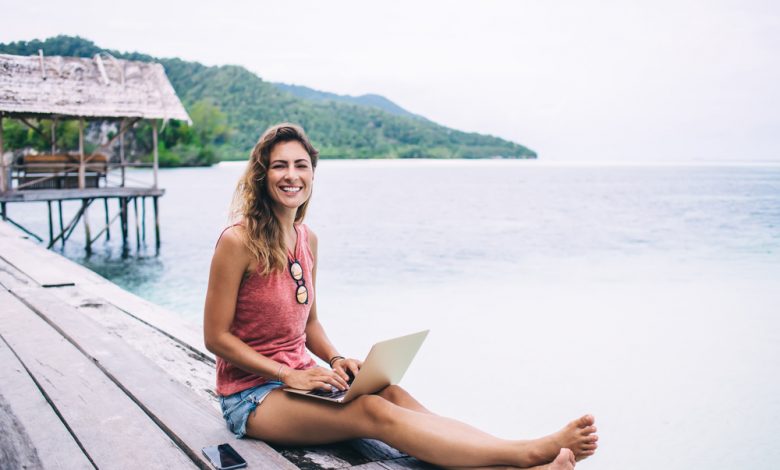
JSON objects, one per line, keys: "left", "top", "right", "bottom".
{"left": 202, "top": 123, "right": 598, "bottom": 469}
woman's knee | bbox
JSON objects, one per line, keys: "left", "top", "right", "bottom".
{"left": 378, "top": 384, "right": 409, "bottom": 404}
{"left": 355, "top": 395, "right": 399, "bottom": 428}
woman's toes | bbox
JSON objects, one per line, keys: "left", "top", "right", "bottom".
{"left": 586, "top": 434, "right": 598, "bottom": 443}
{"left": 580, "top": 425, "right": 597, "bottom": 435}
{"left": 576, "top": 414, "right": 595, "bottom": 427}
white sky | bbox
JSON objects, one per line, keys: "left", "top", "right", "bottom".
{"left": 2, "top": 0, "right": 779, "bottom": 161}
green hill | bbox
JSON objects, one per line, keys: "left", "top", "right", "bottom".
{"left": 0, "top": 36, "right": 537, "bottom": 162}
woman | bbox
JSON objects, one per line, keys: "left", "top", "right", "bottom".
{"left": 203, "top": 123, "right": 598, "bottom": 469}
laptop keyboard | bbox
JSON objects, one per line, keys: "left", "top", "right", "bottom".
{"left": 310, "top": 388, "right": 348, "bottom": 399}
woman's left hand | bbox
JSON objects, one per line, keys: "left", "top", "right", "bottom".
{"left": 332, "top": 357, "right": 362, "bottom": 385}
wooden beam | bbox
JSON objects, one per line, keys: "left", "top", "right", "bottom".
{"left": 51, "top": 118, "right": 56, "bottom": 155}
{"left": 1, "top": 114, "right": 5, "bottom": 193}
{"left": 18, "top": 117, "right": 47, "bottom": 139}
{"left": 119, "top": 118, "right": 126, "bottom": 188}
{"left": 78, "top": 118, "right": 85, "bottom": 189}
{"left": 152, "top": 119, "right": 159, "bottom": 189}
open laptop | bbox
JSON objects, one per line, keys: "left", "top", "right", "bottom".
{"left": 284, "top": 330, "right": 429, "bottom": 404}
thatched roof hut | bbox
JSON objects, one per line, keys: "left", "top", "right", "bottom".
{"left": 0, "top": 52, "right": 190, "bottom": 122}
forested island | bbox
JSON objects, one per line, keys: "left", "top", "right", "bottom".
{"left": 0, "top": 36, "right": 537, "bottom": 166}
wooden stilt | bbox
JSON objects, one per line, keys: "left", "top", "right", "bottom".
{"left": 152, "top": 120, "right": 159, "bottom": 189}
{"left": 1, "top": 114, "right": 6, "bottom": 194}
{"left": 58, "top": 200, "right": 65, "bottom": 247}
{"left": 141, "top": 197, "right": 147, "bottom": 243}
{"left": 47, "top": 200, "right": 54, "bottom": 245}
{"left": 133, "top": 197, "right": 140, "bottom": 251}
{"left": 51, "top": 118, "right": 56, "bottom": 155}
{"left": 104, "top": 197, "right": 111, "bottom": 241}
{"left": 83, "top": 199, "right": 92, "bottom": 255}
{"left": 119, "top": 119, "right": 126, "bottom": 188}
{"left": 78, "top": 118, "right": 85, "bottom": 189}
{"left": 120, "top": 197, "right": 129, "bottom": 257}
{"left": 153, "top": 196, "right": 160, "bottom": 253}
{"left": 1, "top": 202, "right": 7, "bottom": 221}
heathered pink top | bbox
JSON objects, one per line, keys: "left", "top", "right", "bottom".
{"left": 215, "top": 223, "right": 317, "bottom": 396}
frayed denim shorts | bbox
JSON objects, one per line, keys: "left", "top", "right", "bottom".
{"left": 219, "top": 381, "right": 284, "bottom": 438}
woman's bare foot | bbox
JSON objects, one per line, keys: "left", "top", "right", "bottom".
{"left": 524, "top": 415, "right": 598, "bottom": 466}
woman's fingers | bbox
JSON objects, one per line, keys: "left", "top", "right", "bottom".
{"left": 333, "top": 364, "right": 350, "bottom": 383}
{"left": 317, "top": 369, "right": 348, "bottom": 390}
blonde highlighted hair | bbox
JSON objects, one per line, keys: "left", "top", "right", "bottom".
{"left": 230, "top": 123, "right": 319, "bottom": 275}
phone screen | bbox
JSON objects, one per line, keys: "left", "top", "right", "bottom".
{"left": 202, "top": 444, "right": 247, "bottom": 469}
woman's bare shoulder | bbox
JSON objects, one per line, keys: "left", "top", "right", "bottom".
{"left": 304, "top": 224, "right": 318, "bottom": 254}
{"left": 214, "top": 225, "right": 252, "bottom": 265}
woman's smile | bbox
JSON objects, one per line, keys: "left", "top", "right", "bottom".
{"left": 267, "top": 140, "right": 314, "bottom": 210}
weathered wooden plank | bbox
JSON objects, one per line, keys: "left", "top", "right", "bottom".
{"left": 0, "top": 235, "right": 76, "bottom": 287}
{"left": 8, "top": 284, "right": 296, "bottom": 470}
{"left": 77, "top": 279, "right": 211, "bottom": 359}
{"left": 0, "top": 336, "right": 94, "bottom": 469}
{"left": 0, "top": 289, "right": 196, "bottom": 469}
{"left": 348, "top": 439, "right": 407, "bottom": 461}
{"left": 0, "top": 223, "right": 209, "bottom": 359}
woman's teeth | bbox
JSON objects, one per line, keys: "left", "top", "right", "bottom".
{"left": 282, "top": 187, "right": 301, "bottom": 193}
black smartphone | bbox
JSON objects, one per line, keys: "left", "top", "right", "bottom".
{"left": 201, "top": 443, "right": 247, "bottom": 470}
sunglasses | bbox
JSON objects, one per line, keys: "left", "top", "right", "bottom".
{"left": 289, "top": 259, "right": 309, "bottom": 304}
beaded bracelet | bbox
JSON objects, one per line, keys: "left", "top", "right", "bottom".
{"left": 329, "top": 355, "right": 345, "bottom": 368}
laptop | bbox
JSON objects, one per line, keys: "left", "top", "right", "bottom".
{"left": 284, "top": 330, "right": 429, "bottom": 404}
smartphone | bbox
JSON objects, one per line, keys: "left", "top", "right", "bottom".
{"left": 201, "top": 443, "right": 247, "bottom": 470}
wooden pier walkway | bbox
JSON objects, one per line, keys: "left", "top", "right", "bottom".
{"left": 0, "top": 221, "right": 432, "bottom": 469}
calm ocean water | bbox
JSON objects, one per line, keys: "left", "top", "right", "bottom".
{"left": 10, "top": 160, "right": 780, "bottom": 469}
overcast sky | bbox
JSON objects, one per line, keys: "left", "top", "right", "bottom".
{"left": 3, "top": 0, "right": 779, "bottom": 161}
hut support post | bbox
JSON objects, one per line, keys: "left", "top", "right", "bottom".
{"left": 78, "top": 118, "right": 85, "bottom": 189}
{"left": 153, "top": 196, "right": 160, "bottom": 253}
{"left": 47, "top": 200, "right": 54, "bottom": 245}
{"left": 104, "top": 197, "right": 111, "bottom": 241}
{"left": 133, "top": 197, "right": 140, "bottom": 250}
{"left": 141, "top": 197, "right": 147, "bottom": 243}
{"left": 120, "top": 198, "right": 128, "bottom": 256}
{"left": 58, "top": 200, "right": 65, "bottom": 247}
{"left": 1, "top": 114, "right": 6, "bottom": 194}
{"left": 83, "top": 198, "right": 92, "bottom": 255}
{"left": 51, "top": 118, "right": 56, "bottom": 155}
{"left": 119, "top": 119, "right": 126, "bottom": 188}
{"left": 152, "top": 119, "right": 159, "bottom": 189}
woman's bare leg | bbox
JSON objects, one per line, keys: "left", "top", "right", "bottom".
{"left": 376, "top": 385, "right": 597, "bottom": 466}
{"left": 248, "top": 388, "right": 596, "bottom": 468}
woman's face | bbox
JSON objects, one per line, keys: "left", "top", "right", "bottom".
{"left": 266, "top": 140, "right": 314, "bottom": 212}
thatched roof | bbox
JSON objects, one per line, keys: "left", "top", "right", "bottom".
{"left": 0, "top": 53, "right": 190, "bottom": 123}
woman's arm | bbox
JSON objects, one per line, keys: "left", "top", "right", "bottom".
{"left": 304, "top": 228, "right": 362, "bottom": 381}
{"left": 204, "top": 226, "right": 348, "bottom": 391}
{"left": 203, "top": 227, "right": 283, "bottom": 379}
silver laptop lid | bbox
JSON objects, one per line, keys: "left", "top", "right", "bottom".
{"left": 342, "top": 329, "right": 429, "bottom": 401}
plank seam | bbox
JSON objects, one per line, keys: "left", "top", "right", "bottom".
{"left": 6, "top": 288, "right": 213, "bottom": 470}
{"left": 0, "top": 333, "right": 99, "bottom": 470}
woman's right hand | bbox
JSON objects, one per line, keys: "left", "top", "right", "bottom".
{"left": 282, "top": 366, "right": 349, "bottom": 391}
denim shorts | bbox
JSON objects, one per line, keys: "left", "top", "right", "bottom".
{"left": 219, "top": 381, "right": 284, "bottom": 438}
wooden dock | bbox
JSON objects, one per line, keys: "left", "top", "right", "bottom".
{"left": 0, "top": 221, "right": 432, "bottom": 469}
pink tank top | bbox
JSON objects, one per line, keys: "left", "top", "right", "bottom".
{"left": 215, "top": 223, "right": 317, "bottom": 396}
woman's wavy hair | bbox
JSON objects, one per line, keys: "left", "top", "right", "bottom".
{"left": 230, "top": 123, "right": 319, "bottom": 275}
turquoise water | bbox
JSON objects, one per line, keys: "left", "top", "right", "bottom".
{"left": 9, "top": 160, "right": 780, "bottom": 469}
